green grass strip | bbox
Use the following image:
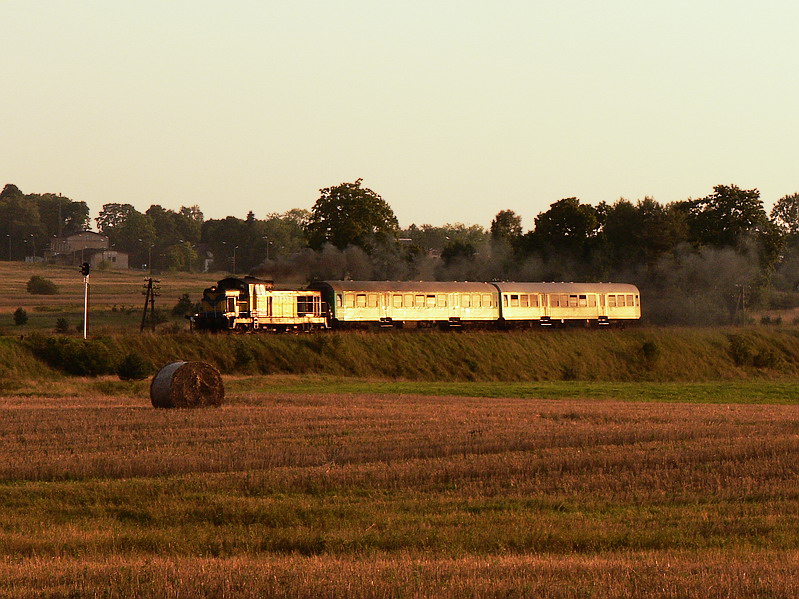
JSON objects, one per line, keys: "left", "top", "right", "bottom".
{"left": 232, "top": 376, "right": 799, "bottom": 405}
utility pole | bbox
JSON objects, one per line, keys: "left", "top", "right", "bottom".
{"left": 141, "top": 277, "right": 161, "bottom": 331}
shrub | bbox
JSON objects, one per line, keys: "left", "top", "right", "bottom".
{"left": 234, "top": 341, "right": 257, "bottom": 373}
{"left": 641, "top": 341, "right": 660, "bottom": 362}
{"left": 117, "top": 352, "right": 154, "bottom": 381}
{"left": 13, "top": 307, "right": 28, "bottom": 326}
{"left": 727, "top": 333, "right": 781, "bottom": 370}
{"left": 55, "top": 318, "right": 70, "bottom": 334}
{"left": 728, "top": 334, "right": 754, "bottom": 366}
{"left": 26, "top": 275, "right": 59, "bottom": 295}
{"left": 27, "top": 335, "right": 117, "bottom": 376}
{"left": 171, "top": 293, "right": 195, "bottom": 316}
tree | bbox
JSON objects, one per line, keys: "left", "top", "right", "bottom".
{"left": 401, "top": 223, "right": 487, "bottom": 253}
{"left": 0, "top": 184, "right": 23, "bottom": 200}
{"left": 13, "top": 307, "right": 28, "bottom": 326}
{"left": 490, "top": 210, "right": 523, "bottom": 243}
{"left": 96, "top": 203, "right": 138, "bottom": 235}
{"left": 33, "top": 193, "right": 90, "bottom": 236}
{"left": 770, "top": 193, "right": 799, "bottom": 237}
{"left": 163, "top": 241, "right": 200, "bottom": 272}
{"left": 261, "top": 209, "right": 311, "bottom": 261}
{"left": 684, "top": 184, "right": 767, "bottom": 247}
{"left": 305, "top": 179, "right": 399, "bottom": 253}
{"left": 0, "top": 192, "right": 43, "bottom": 260}
{"left": 202, "top": 216, "right": 250, "bottom": 271}
{"left": 600, "top": 197, "right": 687, "bottom": 269}
{"left": 146, "top": 205, "right": 180, "bottom": 246}
{"left": 441, "top": 240, "right": 476, "bottom": 266}
{"left": 529, "top": 197, "right": 599, "bottom": 256}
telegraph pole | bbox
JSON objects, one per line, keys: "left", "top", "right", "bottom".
{"left": 141, "top": 277, "right": 161, "bottom": 331}
{"left": 81, "top": 262, "right": 90, "bottom": 339}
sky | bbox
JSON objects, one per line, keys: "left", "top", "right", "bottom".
{"left": 2, "top": 0, "right": 799, "bottom": 230}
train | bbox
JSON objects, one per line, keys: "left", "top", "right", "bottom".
{"left": 190, "top": 276, "right": 641, "bottom": 331}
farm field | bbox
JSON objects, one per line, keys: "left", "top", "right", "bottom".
{"left": 2, "top": 377, "right": 799, "bottom": 597}
{"left": 0, "top": 261, "right": 216, "bottom": 334}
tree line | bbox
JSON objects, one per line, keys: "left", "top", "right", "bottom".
{"left": 5, "top": 179, "right": 799, "bottom": 324}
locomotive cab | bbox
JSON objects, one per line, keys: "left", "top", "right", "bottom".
{"left": 194, "top": 285, "right": 242, "bottom": 330}
{"left": 193, "top": 276, "right": 328, "bottom": 332}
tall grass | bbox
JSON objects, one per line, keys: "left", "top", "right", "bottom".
{"left": 8, "top": 327, "right": 799, "bottom": 383}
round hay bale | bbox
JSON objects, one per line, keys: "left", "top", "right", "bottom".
{"left": 150, "top": 361, "right": 224, "bottom": 408}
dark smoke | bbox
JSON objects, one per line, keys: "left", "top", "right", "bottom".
{"left": 251, "top": 241, "right": 764, "bottom": 325}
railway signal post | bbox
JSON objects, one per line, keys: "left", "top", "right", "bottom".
{"left": 80, "top": 262, "right": 90, "bottom": 339}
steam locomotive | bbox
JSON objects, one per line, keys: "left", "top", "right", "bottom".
{"left": 191, "top": 276, "right": 641, "bottom": 331}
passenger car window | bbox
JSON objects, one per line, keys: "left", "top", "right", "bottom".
{"left": 356, "top": 294, "right": 367, "bottom": 308}
{"left": 510, "top": 294, "right": 519, "bottom": 307}
{"left": 482, "top": 294, "right": 492, "bottom": 307}
{"left": 345, "top": 293, "right": 355, "bottom": 308}
{"left": 436, "top": 294, "right": 447, "bottom": 307}
{"left": 415, "top": 295, "right": 425, "bottom": 307}
{"left": 608, "top": 295, "right": 616, "bottom": 307}
{"left": 588, "top": 295, "right": 596, "bottom": 307}
{"left": 392, "top": 294, "right": 402, "bottom": 308}
{"left": 578, "top": 295, "right": 587, "bottom": 307}
{"left": 462, "top": 294, "right": 471, "bottom": 308}
{"left": 368, "top": 294, "right": 378, "bottom": 308}
{"left": 520, "top": 295, "right": 529, "bottom": 307}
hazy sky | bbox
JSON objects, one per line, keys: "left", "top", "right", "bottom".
{"left": 3, "top": 0, "right": 798, "bottom": 229}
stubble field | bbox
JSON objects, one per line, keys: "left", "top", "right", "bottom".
{"left": 2, "top": 379, "right": 799, "bottom": 597}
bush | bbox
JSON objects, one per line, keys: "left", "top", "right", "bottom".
{"left": 171, "top": 293, "right": 195, "bottom": 316}
{"left": 234, "top": 341, "right": 257, "bottom": 373}
{"left": 13, "top": 307, "right": 28, "bottom": 326}
{"left": 728, "top": 334, "right": 755, "bottom": 366}
{"left": 55, "top": 318, "right": 70, "bottom": 334}
{"left": 117, "top": 352, "right": 154, "bottom": 381}
{"left": 641, "top": 341, "right": 660, "bottom": 362}
{"left": 727, "top": 333, "right": 781, "bottom": 369}
{"left": 27, "top": 335, "right": 117, "bottom": 376}
{"left": 26, "top": 275, "right": 59, "bottom": 295}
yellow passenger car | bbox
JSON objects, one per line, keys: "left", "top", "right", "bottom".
{"left": 494, "top": 282, "right": 641, "bottom": 326}
{"left": 309, "top": 281, "right": 500, "bottom": 327}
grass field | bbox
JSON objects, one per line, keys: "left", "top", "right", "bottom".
{"left": 0, "top": 261, "right": 216, "bottom": 334}
{"left": 2, "top": 377, "right": 799, "bottom": 597}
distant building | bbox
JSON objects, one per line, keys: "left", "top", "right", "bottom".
{"left": 50, "top": 231, "right": 109, "bottom": 254}
{"left": 195, "top": 243, "right": 214, "bottom": 273}
{"left": 47, "top": 231, "right": 129, "bottom": 269}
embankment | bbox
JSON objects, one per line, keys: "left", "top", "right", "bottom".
{"left": 3, "top": 327, "right": 799, "bottom": 383}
